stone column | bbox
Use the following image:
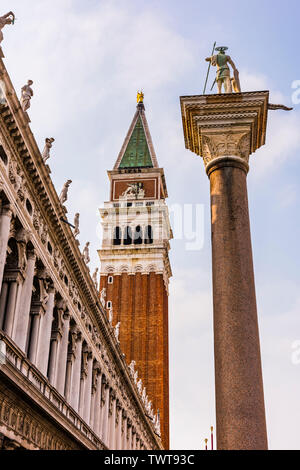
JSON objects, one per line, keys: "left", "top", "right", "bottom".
{"left": 36, "top": 288, "right": 55, "bottom": 375}
{"left": 0, "top": 205, "right": 13, "bottom": 292}
{"left": 101, "top": 381, "right": 110, "bottom": 446}
{"left": 83, "top": 351, "right": 93, "bottom": 424}
{"left": 78, "top": 375, "right": 86, "bottom": 417}
{"left": 0, "top": 281, "right": 8, "bottom": 329}
{"left": 132, "top": 428, "right": 137, "bottom": 450}
{"left": 55, "top": 311, "right": 70, "bottom": 395}
{"left": 13, "top": 251, "right": 36, "bottom": 352}
{"left": 180, "top": 92, "right": 269, "bottom": 450}
{"left": 3, "top": 280, "right": 18, "bottom": 336}
{"left": 28, "top": 309, "right": 43, "bottom": 364}
{"left": 69, "top": 330, "right": 83, "bottom": 412}
{"left": 93, "top": 368, "right": 102, "bottom": 436}
{"left": 116, "top": 402, "right": 122, "bottom": 450}
{"left": 48, "top": 336, "right": 59, "bottom": 385}
{"left": 109, "top": 390, "right": 116, "bottom": 449}
{"left": 64, "top": 357, "right": 73, "bottom": 402}
{"left": 122, "top": 412, "right": 127, "bottom": 450}
{"left": 127, "top": 420, "right": 132, "bottom": 450}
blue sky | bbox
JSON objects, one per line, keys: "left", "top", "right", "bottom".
{"left": 1, "top": 0, "right": 300, "bottom": 449}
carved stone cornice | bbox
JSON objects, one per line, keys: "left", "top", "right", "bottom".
{"left": 180, "top": 91, "right": 269, "bottom": 173}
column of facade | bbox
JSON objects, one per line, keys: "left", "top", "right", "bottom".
{"left": 48, "top": 333, "right": 59, "bottom": 385}
{"left": 36, "top": 287, "right": 55, "bottom": 374}
{"left": 90, "top": 362, "right": 100, "bottom": 430}
{"left": 132, "top": 428, "right": 137, "bottom": 450}
{"left": 101, "top": 379, "right": 110, "bottom": 446}
{"left": 116, "top": 401, "right": 122, "bottom": 450}
{"left": 0, "top": 204, "right": 13, "bottom": 292}
{"left": 122, "top": 412, "right": 127, "bottom": 450}
{"left": 82, "top": 349, "right": 93, "bottom": 424}
{"left": 127, "top": 419, "right": 132, "bottom": 450}
{"left": 3, "top": 275, "right": 20, "bottom": 337}
{"left": 78, "top": 373, "right": 86, "bottom": 418}
{"left": 69, "top": 330, "right": 83, "bottom": 412}
{"left": 92, "top": 366, "right": 102, "bottom": 436}
{"left": 108, "top": 390, "right": 116, "bottom": 449}
{"left": 27, "top": 304, "right": 43, "bottom": 364}
{"left": 13, "top": 251, "right": 36, "bottom": 352}
{"left": 55, "top": 311, "right": 70, "bottom": 395}
{"left": 0, "top": 281, "right": 9, "bottom": 328}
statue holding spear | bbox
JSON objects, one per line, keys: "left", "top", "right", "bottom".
{"left": 204, "top": 45, "right": 241, "bottom": 94}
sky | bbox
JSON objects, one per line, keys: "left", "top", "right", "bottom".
{"left": 1, "top": 0, "right": 300, "bottom": 450}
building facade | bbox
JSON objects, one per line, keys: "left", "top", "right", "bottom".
{"left": 0, "top": 47, "right": 162, "bottom": 450}
{"left": 98, "top": 98, "right": 172, "bottom": 449}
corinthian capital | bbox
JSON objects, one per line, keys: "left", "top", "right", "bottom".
{"left": 201, "top": 131, "right": 251, "bottom": 167}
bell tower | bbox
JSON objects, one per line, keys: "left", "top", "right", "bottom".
{"left": 98, "top": 93, "right": 172, "bottom": 448}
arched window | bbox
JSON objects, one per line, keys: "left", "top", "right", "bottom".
{"left": 123, "top": 226, "right": 133, "bottom": 245}
{"left": 144, "top": 225, "right": 153, "bottom": 245}
{"left": 134, "top": 225, "right": 143, "bottom": 245}
{"left": 113, "top": 226, "right": 122, "bottom": 246}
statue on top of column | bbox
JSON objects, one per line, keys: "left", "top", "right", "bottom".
{"left": 0, "top": 12, "right": 15, "bottom": 44}
{"left": 205, "top": 46, "right": 241, "bottom": 94}
{"left": 20, "top": 80, "right": 34, "bottom": 112}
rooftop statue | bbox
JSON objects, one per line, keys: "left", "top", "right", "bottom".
{"left": 73, "top": 213, "right": 80, "bottom": 238}
{"left": 0, "top": 12, "right": 15, "bottom": 44}
{"left": 92, "top": 267, "right": 99, "bottom": 290}
{"left": 205, "top": 46, "right": 241, "bottom": 94}
{"left": 42, "top": 138, "right": 55, "bottom": 163}
{"left": 83, "top": 242, "right": 90, "bottom": 265}
{"left": 21, "top": 80, "right": 34, "bottom": 112}
{"left": 59, "top": 179, "right": 72, "bottom": 205}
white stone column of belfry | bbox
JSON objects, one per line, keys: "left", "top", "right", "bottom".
{"left": 0, "top": 204, "right": 12, "bottom": 292}
{"left": 82, "top": 350, "right": 93, "bottom": 424}
{"left": 55, "top": 311, "right": 70, "bottom": 395}
{"left": 13, "top": 251, "right": 36, "bottom": 352}
{"left": 36, "top": 287, "right": 55, "bottom": 374}
{"left": 116, "top": 402, "right": 122, "bottom": 450}
{"left": 180, "top": 92, "right": 269, "bottom": 450}
{"left": 70, "top": 331, "right": 83, "bottom": 412}
{"left": 101, "top": 382, "right": 110, "bottom": 446}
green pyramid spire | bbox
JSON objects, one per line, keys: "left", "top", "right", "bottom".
{"left": 119, "top": 115, "right": 153, "bottom": 169}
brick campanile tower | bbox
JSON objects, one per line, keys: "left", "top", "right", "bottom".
{"left": 98, "top": 94, "right": 172, "bottom": 449}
